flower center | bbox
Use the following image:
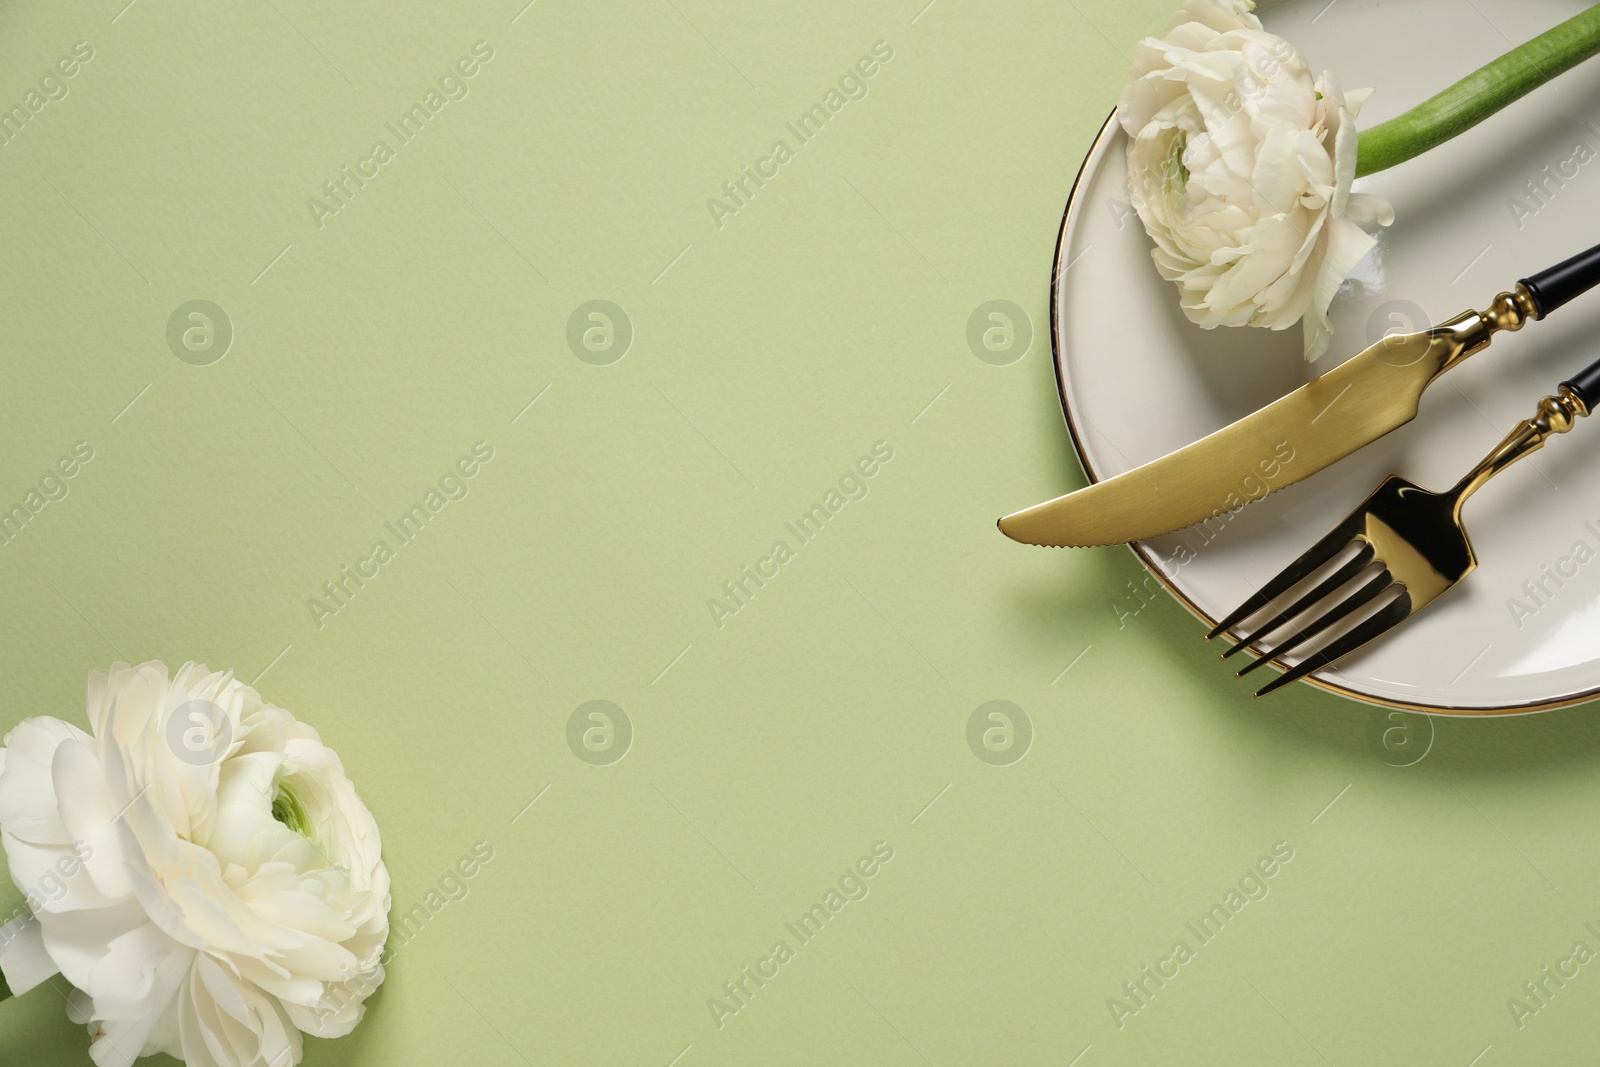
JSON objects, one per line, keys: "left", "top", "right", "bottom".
{"left": 271, "top": 783, "right": 312, "bottom": 837}
{"left": 1164, "top": 130, "right": 1190, "bottom": 202}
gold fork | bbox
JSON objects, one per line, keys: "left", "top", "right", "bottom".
{"left": 1208, "top": 356, "right": 1600, "bottom": 696}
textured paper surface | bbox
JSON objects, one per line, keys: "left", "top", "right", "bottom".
{"left": 2, "top": 1, "right": 1600, "bottom": 1064}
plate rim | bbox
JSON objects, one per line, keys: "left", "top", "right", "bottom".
{"left": 1048, "top": 108, "right": 1599, "bottom": 717}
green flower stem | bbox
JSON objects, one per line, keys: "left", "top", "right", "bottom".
{"left": 1355, "top": 4, "right": 1600, "bottom": 178}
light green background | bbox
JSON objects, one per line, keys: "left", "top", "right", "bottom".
{"left": 3, "top": 0, "right": 1600, "bottom": 1064}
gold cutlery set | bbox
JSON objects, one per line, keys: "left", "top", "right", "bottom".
{"left": 999, "top": 242, "right": 1600, "bottom": 696}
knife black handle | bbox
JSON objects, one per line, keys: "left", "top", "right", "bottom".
{"left": 1520, "top": 241, "right": 1600, "bottom": 319}
{"left": 1562, "top": 352, "right": 1600, "bottom": 411}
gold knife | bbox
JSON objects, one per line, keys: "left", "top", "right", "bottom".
{"left": 999, "top": 243, "right": 1600, "bottom": 548}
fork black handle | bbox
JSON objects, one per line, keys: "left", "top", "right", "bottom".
{"left": 1520, "top": 241, "right": 1600, "bottom": 319}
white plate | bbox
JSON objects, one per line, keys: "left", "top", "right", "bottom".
{"left": 1053, "top": 0, "right": 1600, "bottom": 713}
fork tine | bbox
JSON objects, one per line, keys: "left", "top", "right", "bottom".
{"left": 1236, "top": 570, "right": 1394, "bottom": 677}
{"left": 1221, "top": 544, "right": 1375, "bottom": 659}
{"left": 1205, "top": 517, "right": 1364, "bottom": 639}
{"left": 1253, "top": 592, "right": 1415, "bottom": 697}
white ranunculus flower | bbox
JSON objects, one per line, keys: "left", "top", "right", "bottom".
{"left": 1119, "top": 0, "right": 1393, "bottom": 360}
{"left": 0, "top": 661, "right": 390, "bottom": 1067}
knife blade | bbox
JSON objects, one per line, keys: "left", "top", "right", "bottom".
{"left": 1000, "top": 287, "right": 1541, "bottom": 548}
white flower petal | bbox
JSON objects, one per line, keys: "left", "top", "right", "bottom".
{"left": 1303, "top": 215, "right": 1379, "bottom": 360}
{"left": 0, "top": 717, "right": 93, "bottom": 845}
{"left": 1171, "top": 0, "right": 1261, "bottom": 36}
{"left": 85, "top": 940, "right": 192, "bottom": 1067}
{"left": 53, "top": 738, "right": 134, "bottom": 901}
{"left": 0, "top": 911, "right": 59, "bottom": 995}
